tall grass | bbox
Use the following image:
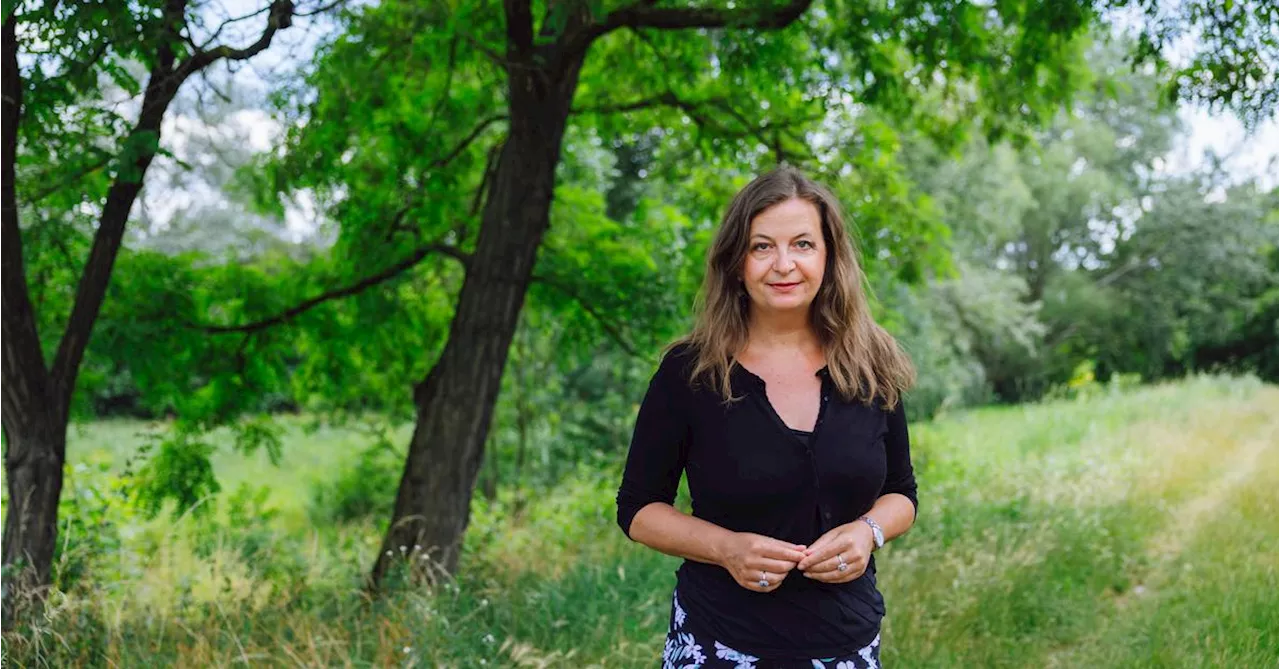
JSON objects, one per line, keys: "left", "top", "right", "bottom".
{"left": 4, "top": 375, "right": 1276, "bottom": 667}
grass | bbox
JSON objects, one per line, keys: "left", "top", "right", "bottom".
{"left": 4, "top": 374, "right": 1277, "bottom": 667}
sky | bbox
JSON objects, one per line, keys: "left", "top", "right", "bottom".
{"left": 1168, "top": 108, "right": 1279, "bottom": 188}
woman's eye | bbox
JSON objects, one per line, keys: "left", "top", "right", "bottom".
{"left": 752, "top": 243, "right": 771, "bottom": 252}
{"left": 796, "top": 240, "right": 814, "bottom": 249}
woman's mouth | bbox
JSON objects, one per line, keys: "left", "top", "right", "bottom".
{"left": 768, "top": 282, "right": 801, "bottom": 292}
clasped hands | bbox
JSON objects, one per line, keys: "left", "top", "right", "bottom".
{"left": 717, "top": 521, "right": 875, "bottom": 592}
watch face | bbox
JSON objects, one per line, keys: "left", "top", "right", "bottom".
{"left": 862, "top": 516, "right": 884, "bottom": 547}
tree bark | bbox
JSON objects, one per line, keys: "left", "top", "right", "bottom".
{"left": 369, "top": 50, "right": 587, "bottom": 584}
{"left": 1, "top": 416, "right": 67, "bottom": 620}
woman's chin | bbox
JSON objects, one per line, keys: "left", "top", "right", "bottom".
{"left": 753, "top": 297, "right": 814, "bottom": 313}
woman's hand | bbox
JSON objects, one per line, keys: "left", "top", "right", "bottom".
{"left": 797, "top": 521, "right": 874, "bottom": 583}
{"left": 715, "top": 532, "right": 807, "bottom": 592}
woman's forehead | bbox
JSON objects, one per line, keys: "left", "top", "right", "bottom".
{"left": 749, "top": 198, "right": 822, "bottom": 237}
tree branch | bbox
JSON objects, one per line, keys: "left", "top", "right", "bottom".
{"left": 198, "top": 243, "right": 470, "bottom": 335}
{"left": 197, "top": 106, "right": 499, "bottom": 336}
{"left": 608, "top": 0, "right": 812, "bottom": 31}
{"left": 295, "top": 0, "right": 348, "bottom": 18}
{"left": 562, "top": 0, "right": 813, "bottom": 58}
{"left": 573, "top": 89, "right": 819, "bottom": 163}
{"left": 177, "top": 0, "right": 295, "bottom": 78}
{"left": 50, "top": 0, "right": 298, "bottom": 407}
{"left": 573, "top": 90, "right": 688, "bottom": 115}
{"left": 504, "top": 0, "right": 533, "bottom": 57}
{"left": 21, "top": 152, "right": 113, "bottom": 205}
{"left": 433, "top": 114, "right": 506, "bottom": 169}
{"left": 529, "top": 274, "right": 641, "bottom": 359}
{"left": 573, "top": 90, "right": 735, "bottom": 132}
{"left": 422, "top": 36, "right": 460, "bottom": 139}
{"left": 196, "top": 2, "right": 273, "bottom": 50}
{"left": 48, "top": 0, "right": 191, "bottom": 408}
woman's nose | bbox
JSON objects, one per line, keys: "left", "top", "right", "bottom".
{"left": 773, "top": 250, "right": 795, "bottom": 273}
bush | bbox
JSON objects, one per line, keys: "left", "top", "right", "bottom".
{"left": 1044, "top": 360, "right": 1143, "bottom": 402}
{"left": 52, "top": 458, "right": 136, "bottom": 591}
{"left": 307, "top": 437, "right": 402, "bottom": 524}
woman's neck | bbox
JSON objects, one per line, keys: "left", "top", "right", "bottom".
{"left": 744, "top": 309, "right": 821, "bottom": 356}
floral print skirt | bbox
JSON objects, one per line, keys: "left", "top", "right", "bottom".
{"left": 663, "top": 590, "right": 882, "bottom": 669}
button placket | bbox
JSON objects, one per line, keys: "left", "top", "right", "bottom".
{"left": 808, "top": 383, "right": 829, "bottom": 527}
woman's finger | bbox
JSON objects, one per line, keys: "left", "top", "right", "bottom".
{"left": 806, "top": 556, "right": 866, "bottom": 581}
{"left": 750, "top": 557, "right": 801, "bottom": 574}
{"left": 760, "top": 541, "right": 808, "bottom": 562}
{"left": 805, "top": 565, "right": 863, "bottom": 583}
{"left": 803, "top": 554, "right": 845, "bottom": 575}
{"left": 799, "top": 534, "right": 846, "bottom": 571}
{"left": 745, "top": 569, "right": 783, "bottom": 590}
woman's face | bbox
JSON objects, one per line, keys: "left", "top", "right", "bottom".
{"left": 741, "top": 197, "right": 826, "bottom": 317}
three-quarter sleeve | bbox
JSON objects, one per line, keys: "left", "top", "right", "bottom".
{"left": 615, "top": 349, "right": 692, "bottom": 540}
{"left": 880, "top": 398, "right": 918, "bottom": 516}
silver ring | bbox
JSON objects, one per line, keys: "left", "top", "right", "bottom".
{"left": 758, "top": 571, "right": 769, "bottom": 588}
{"left": 837, "top": 553, "right": 848, "bottom": 572}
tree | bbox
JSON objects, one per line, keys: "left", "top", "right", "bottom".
{"left": 898, "top": 35, "right": 1277, "bottom": 403}
{"left": 1091, "top": 175, "right": 1278, "bottom": 383}
{"left": 1, "top": 0, "right": 314, "bottom": 616}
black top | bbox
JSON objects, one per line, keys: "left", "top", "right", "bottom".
{"left": 616, "top": 344, "right": 918, "bottom": 658}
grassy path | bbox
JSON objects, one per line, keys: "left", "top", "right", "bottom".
{"left": 1040, "top": 391, "right": 1277, "bottom": 668}
{"left": 880, "top": 377, "right": 1277, "bottom": 668}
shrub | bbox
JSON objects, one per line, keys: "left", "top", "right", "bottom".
{"left": 307, "top": 437, "right": 402, "bottom": 524}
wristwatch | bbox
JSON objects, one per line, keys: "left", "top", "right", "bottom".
{"left": 859, "top": 515, "right": 885, "bottom": 550}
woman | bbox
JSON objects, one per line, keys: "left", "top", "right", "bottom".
{"left": 616, "top": 167, "right": 918, "bottom": 668}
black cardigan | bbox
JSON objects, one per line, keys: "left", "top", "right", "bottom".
{"left": 616, "top": 344, "right": 918, "bottom": 658}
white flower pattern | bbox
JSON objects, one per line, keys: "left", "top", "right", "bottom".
{"left": 665, "top": 589, "right": 881, "bottom": 668}
{"left": 664, "top": 631, "right": 707, "bottom": 669}
{"left": 714, "top": 641, "right": 759, "bottom": 669}
{"left": 856, "top": 634, "right": 880, "bottom": 669}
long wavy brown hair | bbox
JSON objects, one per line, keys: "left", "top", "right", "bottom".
{"left": 674, "top": 166, "right": 915, "bottom": 409}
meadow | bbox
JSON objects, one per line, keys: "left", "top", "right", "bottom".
{"left": 6, "top": 374, "right": 1277, "bottom": 667}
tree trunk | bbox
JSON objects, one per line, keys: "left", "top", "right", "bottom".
{"left": 2, "top": 57, "right": 177, "bottom": 624}
{"left": 370, "top": 54, "right": 586, "bottom": 586}
{"left": 1, "top": 412, "right": 67, "bottom": 620}
{"left": 1, "top": 13, "right": 68, "bottom": 622}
